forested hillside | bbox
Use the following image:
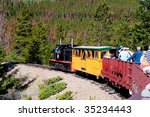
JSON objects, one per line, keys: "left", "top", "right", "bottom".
{"left": 0, "top": 0, "right": 150, "bottom": 64}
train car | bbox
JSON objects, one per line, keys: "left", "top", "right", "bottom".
{"left": 50, "top": 44, "right": 75, "bottom": 72}
{"left": 50, "top": 44, "right": 150, "bottom": 98}
{"left": 72, "top": 46, "right": 116, "bottom": 78}
{"left": 102, "top": 58, "right": 150, "bottom": 95}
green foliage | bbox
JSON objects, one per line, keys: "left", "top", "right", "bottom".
{"left": 57, "top": 24, "right": 66, "bottom": 42}
{"left": 13, "top": 7, "right": 51, "bottom": 64}
{"left": 56, "top": 90, "right": 73, "bottom": 100}
{"left": 0, "top": 46, "right": 6, "bottom": 63}
{"left": 110, "top": 14, "right": 132, "bottom": 47}
{"left": 5, "top": 50, "right": 25, "bottom": 62}
{"left": 0, "top": 77, "right": 23, "bottom": 94}
{"left": 89, "top": 1, "right": 112, "bottom": 45}
{"left": 38, "top": 82, "right": 67, "bottom": 100}
{"left": 131, "top": 0, "right": 150, "bottom": 50}
{"left": 38, "top": 84, "right": 45, "bottom": 90}
{"left": 37, "top": 23, "right": 51, "bottom": 64}
{"left": 4, "top": 0, "right": 148, "bottom": 59}
{"left": 25, "top": 37, "right": 41, "bottom": 64}
{"left": 44, "top": 76, "right": 63, "bottom": 85}
{"left": 25, "top": 21, "right": 51, "bottom": 64}
{"left": 13, "top": 6, "right": 33, "bottom": 62}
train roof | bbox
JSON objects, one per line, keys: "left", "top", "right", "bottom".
{"left": 72, "top": 46, "right": 116, "bottom": 51}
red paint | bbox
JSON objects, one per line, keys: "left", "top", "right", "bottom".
{"left": 102, "top": 58, "right": 150, "bottom": 94}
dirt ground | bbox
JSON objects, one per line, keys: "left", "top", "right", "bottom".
{"left": 7, "top": 64, "right": 123, "bottom": 100}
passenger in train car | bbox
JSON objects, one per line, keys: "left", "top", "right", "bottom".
{"left": 104, "top": 51, "right": 112, "bottom": 58}
{"left": 118, "top": 47, "right": 131, "bottom": 61}
{"left": 127, "top": 46, "right": 143, "bottom": 63}
{"left": 104, "top": 51, "right": 115, "bottom": 59}
{"left": 145, "top": 46, "right": 150, "bottom": 63}
{"left": 140, "top": 47, "right": 150, "bottom": 74}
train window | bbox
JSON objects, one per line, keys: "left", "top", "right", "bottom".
{"left": 95, "top": 51, "right": 98, "bottom": 59}
{"left": 85, "top": 50, "right": 88, "bottom": 58}
{"left": 82, "top": 51, "right": 86, "bottom": 60}
{"left": 87, "top": 50, "right": 90, "bottom": 58}
{"left": 101, "top": 51, "right": 106, "bottom": 59}
{"left": 110, "top": 49, "right": 116, "bottom": 58}
{"left": 75, "top": 50, "right": 79, "bottom": 57}
{"left": 92, "top": 50, "right": 94, "bottom": 58}
{"left": 77, "top": 50, "right": 79, "bottom": 56}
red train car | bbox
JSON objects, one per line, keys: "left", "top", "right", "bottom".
{"left": 102, "top": 58, "right": 150, "bottom": 95}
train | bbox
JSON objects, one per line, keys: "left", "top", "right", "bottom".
{"left": 50, "top": 43, "right": 150, "bottom": 99}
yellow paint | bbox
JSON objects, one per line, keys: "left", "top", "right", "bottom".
{"left": 72, "top": 49, "right": 109, "bottom": 77}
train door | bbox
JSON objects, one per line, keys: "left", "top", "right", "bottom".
{"left": 81, "top": 50, "right": 86, "bottom": 71}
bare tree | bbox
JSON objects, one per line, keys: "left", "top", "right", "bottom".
{"left": 0, "top": 2, "right": 5, "bottom": 46}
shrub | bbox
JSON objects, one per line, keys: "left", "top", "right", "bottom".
{"left": 38, "top": 83, "right": 45, "bottom": 90}
{"left": 44, "top": 76, "right": 63, "bottom": 85}
{"left": 56, "top": 91, "right": 73, "bottom": 100}
{"left": 38, "top": 82, "right": 67, "bottom": 100}
{"left": 0, "top": 77, "right": 23, "bottom": 94}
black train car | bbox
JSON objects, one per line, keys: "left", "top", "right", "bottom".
{"left": 50, "top": 44, "right": 76, "bottom": 72}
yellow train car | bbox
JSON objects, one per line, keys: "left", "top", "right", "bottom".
{"left": 72, "top": 46, "right": 116, "bottom": 78}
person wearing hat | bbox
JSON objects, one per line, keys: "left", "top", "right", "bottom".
{"left": 118, "top": 47, "right": 131, "bottom": 61}
{"left": 127, "top": 47, "right": 143, "bottom": 63}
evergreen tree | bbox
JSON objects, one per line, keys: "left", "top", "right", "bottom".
{"left": 131, "top": 0, "right": 150, "bottom": 50}
{"left": 110, "top": 14, "right": 132, "bottom": 48}
{"left": 13, "top": 6, "right": 32, "bottom": 61}
{"left": 89, "top": 1, "right": 112, "bottom": 46}
{"left": 37, "top": 22, "right": 51, "bottom": 64}
{"left": 25, "top": 37, "right": 41, "bottom": 64}
{"left": 26, "top": 21, "right": 51, "bottom": 64}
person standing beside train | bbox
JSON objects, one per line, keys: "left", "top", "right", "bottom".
{"left": 127, "top": 47, "right": 143, "bottom": 63}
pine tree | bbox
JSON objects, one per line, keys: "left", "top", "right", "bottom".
{"left": 131, "top": 0, "right": 150, "bottom": 50}
{"left": 110, "top": 14, "right": 132, "bottom": 48}
{"left": 26, "top": 21, "right": 51, "bottom": 64}
{"left": 37, "top": 22, "right": 51, "bottom": 64}
{"left": 25, "top": 38, "right": 41, "bottom": 64}
{"left": 89, "top": 1, "right": 112, "bottom": 46}
{"left": 13, "top": 6, "right": 32, "bottom": 61}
